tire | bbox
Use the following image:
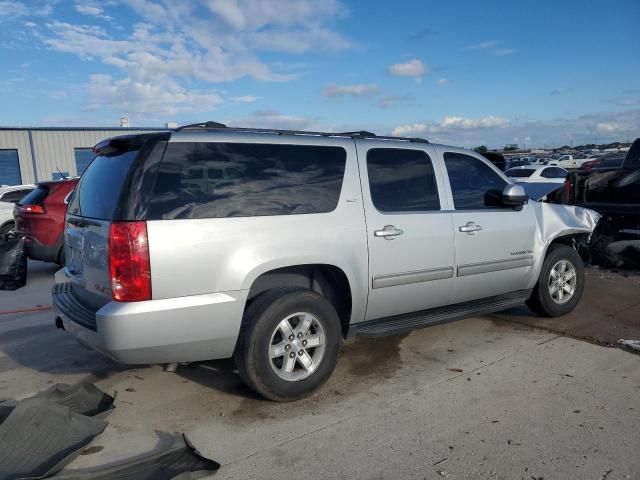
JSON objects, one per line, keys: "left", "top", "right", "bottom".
{"left": 0, "top": 222, "right": 15, "bottom": 236}
{"left": 526, "top": 244, "right": 585, "bottom": 317}
{"left": 234, "top": 287, "right": 342, "bottom": 401}
{"left": 55, "top": 246, "right": 65, "bottom": 267}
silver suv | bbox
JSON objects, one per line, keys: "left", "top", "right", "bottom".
{"left": 53, "top": 123, "right": 599, "bottom": 401}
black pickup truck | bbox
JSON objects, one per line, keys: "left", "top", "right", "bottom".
{"left": 563, "top": 138, "right": 639, "bottom": 234}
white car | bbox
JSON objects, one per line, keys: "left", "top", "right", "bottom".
{"left": 0, "top": 184, "right": 35, "bottom": 235}
{"left": 505, "top": 166, "right": 568, "bottom": 184}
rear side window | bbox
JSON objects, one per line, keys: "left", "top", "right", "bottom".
{"left": 367, "top": 148, "right": 440, "bottom": 212}
{"left": 444, "top": 152, "right": 507, "bottom": 210}
{"left": 148, "top": 142, "right": 346, "bottom": 219}
{"left": 67, "top": 150, "right": 139, "bottom": 219}
{"left": 505, "top": 168, "right": 535, "bottom": 178}
{"left": 18, "top": 187, "right": 48, "bottom": 205}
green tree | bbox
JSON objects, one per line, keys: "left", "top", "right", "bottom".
{"left": 473, "top": 145, "right": 488, "bottom": 154}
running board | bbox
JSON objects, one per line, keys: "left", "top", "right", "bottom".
{"left": 348, "top": 290, "right": 531, "bottom": 338}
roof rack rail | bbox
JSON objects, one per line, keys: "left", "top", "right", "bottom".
{"left": 173, "top": 121, "right": 428, "bottom": 143}
{"left": 176, "top": 121, "right": 227, "bottom": 131}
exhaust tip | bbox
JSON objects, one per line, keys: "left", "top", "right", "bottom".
{"left": 55, "top": 317, "right": 65, "bottom": 330}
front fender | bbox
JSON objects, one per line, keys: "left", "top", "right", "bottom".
{"left": 529, "top": 202, "right": 600, "bottom": 282}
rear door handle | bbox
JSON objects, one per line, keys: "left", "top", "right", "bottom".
{"left": 374, "top": 225, "right": 404, "bottom": 240}
{"left": 459, "top": 221, "right": 483, "bottom": 234}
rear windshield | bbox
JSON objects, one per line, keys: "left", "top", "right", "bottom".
{"left": 147, "top": 142, "right": 346, "bottom": 220}
{"left": 505, "top": 168, "right": 535, "bottom": 178}
{"left": 67, "top": 150, "right": 139, "bottom": 219}
{"left": 18, "top": 186, "right": 48, "bottom": 205}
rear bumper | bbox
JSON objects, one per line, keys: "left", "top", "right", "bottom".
{"left": 52, "top": 282, "right": 249, "bottom": 364}
{"left": 22, "top": 235, "right": 60, "bottom": 262}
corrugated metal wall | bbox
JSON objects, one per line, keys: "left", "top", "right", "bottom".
{"left": 0, "top": 129, "right": 159, "bottom": 185}
{"left": 0, "top": 130, "right": 34, "bottom": 184}
{"left": 30, "top": 130, "right": 154, "bottom": 181}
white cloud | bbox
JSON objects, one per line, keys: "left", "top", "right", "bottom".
{"left": 389, "top": 59, "right": 425, "bottom": 77}
{"left": 440, "top": 115, "right": 509, "bottom": 129}
{"left": 392, "top": 123, "right": 429, "bottom": 136}
{"left": 323, "top": 83, "right": 378, "bottom": 97}
{"left": 74, "top": 3, "right": 113, "bottom": 21}
{"left": 86, "top": 74, "right": 223, "bottom": 115}
{"left": 392, "top": 116, "right": 508, "bottom": 137}
{"left": 0, "top": 0, "right": 52, "bottom": 18}
{"left": 231, "top": 95, "right": 260, "bottom": 103}
{"left": 226, "top": 110, "right": 312, "bottom": 130}
{"left": 464, "top": 40, "right": 499, "bottom": 50}
{"left": 391, "top": 110, "right": 640, "bottom": 148}
{"left": 437, "top": 78, "right": 450, "bottom": 86}
{"left": 36, "top": 0, "right": 352, "bottom": 116}
{"left": 465, "top": 39, "right": 516, "bottom": 57}
{"left": 493, "top": 48, "right": 516, "bottom": 56}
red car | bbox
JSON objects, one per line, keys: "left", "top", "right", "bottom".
{"left": 14, "top": 178, "right": 78, "bottom": 265}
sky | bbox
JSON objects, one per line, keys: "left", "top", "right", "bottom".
{"left": 0, "top": 0, "right": 639, "bottom": 148}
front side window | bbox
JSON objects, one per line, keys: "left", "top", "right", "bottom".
{"left": 366, "top": 148, "right": 440, "bottom": 212}
{"left": 148, "top": 142, "right": 347, "bottom": 220}
{"left": 444, "top": 152, "right": 507, "bottom": 210}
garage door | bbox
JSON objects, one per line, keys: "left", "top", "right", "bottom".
{"left": 0, "top": 150, "right": 22, "bottom": 186}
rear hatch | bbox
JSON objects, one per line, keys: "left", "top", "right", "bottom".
{"left": 64, "top": 133, "right": 168, "bottom": 311}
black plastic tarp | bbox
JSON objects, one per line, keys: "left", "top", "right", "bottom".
{"left": 0, "top": 235, "right": 26, "bottom": 291}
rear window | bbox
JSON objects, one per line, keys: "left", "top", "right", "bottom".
{"left": 67, "top": 150, "right": 139, "bottom": 219}
{"left": 147, "top": 142, "right": 346, "bottom": 220}
{"left": 505, "top": 168, "right": 535, "bottom": 178}
{"left": 18, "top": 187, "right": 48, "bottom": 205}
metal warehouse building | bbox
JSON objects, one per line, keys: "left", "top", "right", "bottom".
{"left": 0, "top": 127, "right": 167, "bottom": 186}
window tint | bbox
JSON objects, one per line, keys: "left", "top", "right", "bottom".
{"left": 505, "top": 168, "right": 535, "bottom": 178}
{"left": 0, "top": 188, "right": 33, "bottom": 204}
{"left": 0, "top": 150, "right": 21, "bottom": 186}
{"left": 74, "top": 148, "right": 95, "bottom": 175}
{"left": 148, "top": 142, "right": 346, "bottom": 220}
{"left": 67, "top": 149, "right": 139, "bottom": 219}
{"left": 444, "top": 152, "right": 507, "bottom": 210}
{"left": 18, "top": 187, "right": 48, "bottom": 206}
{"left": 366, "top": 148, "right": 439, "bottom": 212}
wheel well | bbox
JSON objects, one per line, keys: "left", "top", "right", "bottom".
{"left": 547, "top": 233, "right": 590, "bottom": 258}
{"left": 247, "top": 264, "right": 352, "bottom": 337}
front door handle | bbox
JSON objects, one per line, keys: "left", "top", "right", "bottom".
{"left": 374, "top": 225, "right": 404, "bottom": 240}
{"left": 459, "top": 221, "right": 483, "bottom": 234}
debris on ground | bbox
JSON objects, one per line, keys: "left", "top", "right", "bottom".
{"left": 617, "top": 339, "right": 640, "bottom": 352}
{"left": 0, "top": 381, "right": 220, "bottom": 480}
{"left": 447, "top": 368, "right": 464, "bottom": 373}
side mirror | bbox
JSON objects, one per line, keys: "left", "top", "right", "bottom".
{"left": 502, "top": 184, "right": 528, "bottom": 206}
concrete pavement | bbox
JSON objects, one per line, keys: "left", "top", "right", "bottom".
{"left": 1, "top": 265, "right": 639, "bottom": 479}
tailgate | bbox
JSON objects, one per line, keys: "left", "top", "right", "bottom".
{"left": 65, "top": 215, "right": 112, "bottom": 309}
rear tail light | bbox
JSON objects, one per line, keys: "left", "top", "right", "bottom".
{"left": 108, "top": 221, "right": 151, "bottom": 302}
{"left": 17, "top": 205, "right": 46, "bottom": 214}
{"left": 562, "top": 178, "right": 572, "bottom": 204}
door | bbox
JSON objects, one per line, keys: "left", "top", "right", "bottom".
{"left": 358, "top": 144, "right": 455, "bottom": 320}
{"left": 441, "top": 151, "right": 537, "bottom": 304}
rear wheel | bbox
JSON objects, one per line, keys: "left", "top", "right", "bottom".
{"left": 234, "top": 288, "right": 342, "bottom": 401}
{"left": 526, "top": 244, "right": 584, "bottom": 317}
{"left": 0, "top": 222, "right": 15, "bottom": 236}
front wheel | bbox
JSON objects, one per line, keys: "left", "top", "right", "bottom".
{"left": 526, "top": 244, "right": 585, "bottom": 317}
{"left": 234, "top": 288, "right": 342, "bottom": 401}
